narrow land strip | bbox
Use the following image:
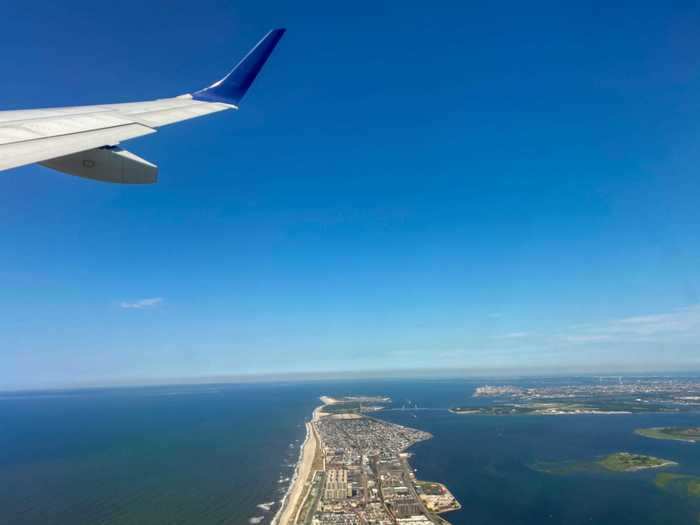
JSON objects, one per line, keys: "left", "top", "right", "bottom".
{"left": 274, "top": 395, "right": 459, "bottom": 525}
{"left": 273, "top": 404, "right": 325, "bottom": 525}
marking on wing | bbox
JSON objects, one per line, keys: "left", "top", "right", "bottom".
{"left": 0, "top": 111, "right": 137, "bottom": 146}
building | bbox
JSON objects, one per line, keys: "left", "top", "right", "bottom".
{"left": 324, "top": 469, "right": 352, "bottom": 500}
{"left": 397, "top": 517, "right": 432, "bottom": 525}
{"left": 391, "top": 496, "right": 422, "bottom": 518}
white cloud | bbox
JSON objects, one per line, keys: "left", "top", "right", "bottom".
{"left": 561, "top": 304, "right": 700, "bottom": 344}
{"left": 606, "top": 306, "right": 700, "bottom": 337}
{"left": 562, "top": 334, "right": 613, "bottom": 344}
{"left": 119, "top": 297, "right": 163, "bottom": 310}
{"left": 487, "top": 305, "right": 700, "bottom": 349}
{"left": 493, "top": 331, "right": 530, "bottom": 339}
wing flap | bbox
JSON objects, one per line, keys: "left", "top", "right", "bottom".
{"left": 40, "top": 146, "right": 157, "bottom": 184}
{"left": 0, "top": 123, "right": 156, "bottom": 172}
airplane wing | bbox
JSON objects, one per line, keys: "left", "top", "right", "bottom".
{"left": 0, "top": 28, "right": 285, "bottom": 184}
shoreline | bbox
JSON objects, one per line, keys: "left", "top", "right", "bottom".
{"left": 271, "top": 402, "right": 324, "bottom": 525}
{"left": 448, "top": 407, "right": 632, "bottom": 416}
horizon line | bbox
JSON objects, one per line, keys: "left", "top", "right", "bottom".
{"left": 3, "top": 365, "right": 700, "bottom": 394}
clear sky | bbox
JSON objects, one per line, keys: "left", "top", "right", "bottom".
{"left": 2, "top": 1, "right": 700, "bottom": 389}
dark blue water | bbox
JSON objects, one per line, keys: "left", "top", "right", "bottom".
{"left": 0, "top": 383, "right": 316, "bottom": 525}
{"left": 1, "top": 379, "right": 699, "bottom": 524}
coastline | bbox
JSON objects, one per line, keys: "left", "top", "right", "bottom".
{"left": 272, "top": 396, "right": 459, "bottom": 525}
{"left": 271, "top": 402, "right": 324, "bottom": 525}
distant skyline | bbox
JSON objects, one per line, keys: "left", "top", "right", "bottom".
{"left": 3, "top": 1, "right": 700, "bottom": 389}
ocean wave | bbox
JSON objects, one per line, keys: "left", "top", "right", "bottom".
{"left": 257, "top": 501, "right": 275, "bottom": 511}
{"left": 270, "top": 422, "right": 311, "bottom": 525}
{"left": 249, "top": 517, "right": 264, "bottom": 524}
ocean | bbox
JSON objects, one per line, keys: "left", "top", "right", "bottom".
{"left": 1, "top": 379, "right": 699, "bottom": 524}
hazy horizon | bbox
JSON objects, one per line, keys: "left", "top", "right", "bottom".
{"left": 4, "top": 363, "right": 700, "bottom": 393}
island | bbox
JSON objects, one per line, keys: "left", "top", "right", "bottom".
{"left": 273, "top": 396, "right": 460, "bottom": 525}
{"left": 655, "top": 473, "right": 700, "bottom": 498}
{"left": 531, "top": 452, "right": 678, "bottom": 475}
{"left": 597, "top": 452, "right": 678, "bottom": 472}
{"left": 635, "top": 427, "right": 700, "bottom": 443}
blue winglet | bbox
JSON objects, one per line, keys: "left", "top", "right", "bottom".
{"left": 192, "top": 28, "right": 286, "bottom": 106}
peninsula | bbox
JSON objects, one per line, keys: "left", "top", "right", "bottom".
{"left": 449, "top": 403, "right": 632, "bottom": 416}
{"left": 460, "top": 380, "right": 700, "bottom": 415}
{"left": 635, "top": 427, "right": 700, "bottom": 443}
{"left": 273, "top": 396, "right": 460, "bottom": 525}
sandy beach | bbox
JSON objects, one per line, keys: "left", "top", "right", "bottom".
{"left": 272, "top": 402, "right": 324, "bottom": 525}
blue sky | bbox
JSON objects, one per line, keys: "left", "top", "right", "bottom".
{"left": 2, "top": 1, "right": 700, "bottom": 388}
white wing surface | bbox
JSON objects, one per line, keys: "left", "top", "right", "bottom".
{"left": 0, "top": 29, "right": 285, "bottom": 183}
